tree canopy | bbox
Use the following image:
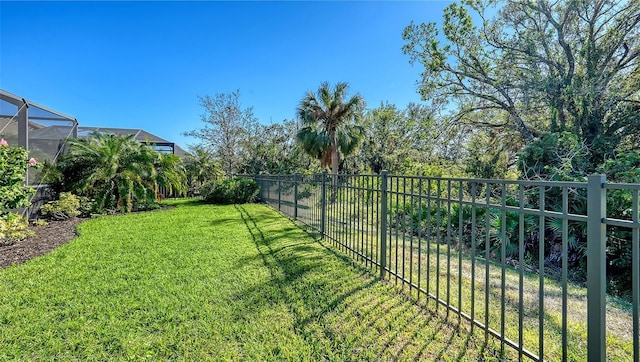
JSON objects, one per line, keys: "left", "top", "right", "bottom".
{"left": 403, "top": 0, "right": 640, "bottom": 168}
{"left": 183, "top": 90, "right": 258, "bottom": 176}
{"left": 296, "top": 82, "right": 366, "bottom": 175}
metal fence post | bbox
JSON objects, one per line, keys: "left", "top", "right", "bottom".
{"left": 380, "top": 170, "right": 388, "bottom": 279}
{"left": 587, "top": 174, "right": 607, "bottom": 362}
{"left": 294, "top": 173, "right": 299, "bottom": 220}
{"left": 278, "top": 174, "right": 281, "bottom": 211}
{"left": 321, "top": 170, "right": 327, "bottom": 237}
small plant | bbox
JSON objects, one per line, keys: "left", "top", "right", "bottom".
{"left": 40, "top": 192, "right": 81, "bottom": 220}
{"left": 33, "top": 219, "right": 49, "bottom": 227}
{"left": 0, "top": 212, "right": 33, "bottom": 246}
{"left": 201, "top": 177, "right": 259, "bottom": 204}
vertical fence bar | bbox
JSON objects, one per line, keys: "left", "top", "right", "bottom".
{"left": 562, "top": 186, "right": 569, "bottom": 362}
{"left": 365, "top": 176, "right": 371, "bottom": 268}
{"left": 500, "top": 183, "right": 507, "bottom": 357}
{"left": 294, "top": 174, "right": 299, "bottom": 220}
{"left": 395, "top": 176, "right": 400, "bottom": 283}
{"left": 375, "top": 175, "right": 380, "bottom": 269}
{"left": 380, "top": 170, "right": 388, "bottom": 278}
{"left": 427, "top": 179, "right": 432, "bottom": 304}
{"left": 278, "top": 174, "right": 282, "bottom": 211}
{"left": 402, "top": 176, "right": 407, "bottom": 287}
{"left": 446, "top": 180, "right": 452, "bottom": 317}
{"left": 321, "top": 170, "right": 327, "bottom": 237}
{"left": 538, "top": 186, "right": 545, "bottom": 359}
{"left": 632, "top": 189, "right": 639, "bottom": 362}
{"left": 357, "top": 175, "right": 363, "bottom": 262}
{"left": 471, "top": 182, "right": 477, "bottom": 333}
{"left": 436, "top": 179, "right": 442, "bottom": 310}
{"left": 587, "top": 174, "right": 606, "bottom": 362}
{"left": 417, "top": 178, "right": 423, "bottom": 301}
{"left": 485, "top": 181, "right": 491, "bottom": 344}
{"left": 518, "top": 185, "right": 525, "bottom": 361}
{"left": 410, "top": 177, "right": 415, "bottom": 296}
{"left": 458, "top": 180, "right": 463, "bottom": 323}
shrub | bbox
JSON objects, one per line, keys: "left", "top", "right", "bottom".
{"left": 201, "top": 177, "right": 259, "bottom": 204}
{"left": 0, "top": 139, "right": 37, "bottom": 245}
{"left": 0, "top": 138, "right": 37, "bottom": 212}
{"left": 33, "top": 219, "right": 49, "bottom": 227}
{"left": 0, "top": 213, "right": 33, "bottom": 246}
{"left": 40, "top": 192, "right": 81, "bottom": 220}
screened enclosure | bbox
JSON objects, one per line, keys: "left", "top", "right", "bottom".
{"left": 0, "top": 90, "right": 78, "bottom": 185}
{"left": 1, "top": 89, "right": 187, "bottom": 187}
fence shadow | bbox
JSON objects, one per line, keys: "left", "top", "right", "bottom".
{"left": 235, "top": 204, "right": 497, "bottom": 360}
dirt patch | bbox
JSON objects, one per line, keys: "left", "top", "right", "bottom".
{"left": 0, "top": 217, "right": 84, "bottom": 269}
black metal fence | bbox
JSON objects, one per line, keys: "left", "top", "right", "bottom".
{"left": 245, "top": 172, "right": 639, "bottom": 362}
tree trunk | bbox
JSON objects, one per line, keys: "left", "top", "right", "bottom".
{"left": 330, "top": 132, "right": 339, "bottom": 202}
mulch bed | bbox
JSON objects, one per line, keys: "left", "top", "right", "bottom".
{"left": 0, "top": 217, "right": 84, "bottom": 269}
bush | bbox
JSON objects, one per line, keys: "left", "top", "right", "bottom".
{"left": 0, "top": 138, "right": 37, "bottom": 212}
{"left": 201, "top": 177, "right": 259, "bottom": 204}
{"left": 0, "top": 212, "right": 33, "bottom": 246}
{"left": 0, "top": 139, "right": 37, "bottom": 245}
{"left": 40, "top": 192, "right": 81, "bottom": 220}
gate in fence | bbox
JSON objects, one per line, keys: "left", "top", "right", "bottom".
{"left": 243, "top": 172, "right": 639, "bottom": 361}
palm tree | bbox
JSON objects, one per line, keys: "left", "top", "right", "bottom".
{"left": 184, "top": 145, "right": 221, "bottom": 195}
{"left": 153, "top": 152, "right": 187, "bottom": 197}
{"left": 296, "top": 82, "right": 365, "bottom": 186}
{"left": 55, "top": 133, "right": 186, "bottom": 213}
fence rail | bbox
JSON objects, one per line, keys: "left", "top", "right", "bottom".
{"left": 244, "top": 172, "right": 639, "bottom": 361}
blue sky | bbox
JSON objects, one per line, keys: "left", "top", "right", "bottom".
{"left": 0, "top": 1, "right": 452, "bottom": 149}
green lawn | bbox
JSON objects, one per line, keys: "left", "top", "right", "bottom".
{"left": 0, "top": 200, "right": 507, "bottom": 361}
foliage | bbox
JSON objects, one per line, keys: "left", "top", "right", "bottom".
{"left": 183, "top": 145, "right": 222, "bottom": 195}
{"left": 403, "top": 0, "right": 640, "bottom": 166}
{"left": 153, "top": 152, "right": 187, "bottom": 198}
{"left": 201, "top": 177, "right": 259, "bottom": 204}
{"left": 465, "top": 131, "right": 518, "bottom": 180}
{"left": 598, "top": 150, "right": 640, "bottom": 298}
{"left": 356, "top": 102, "right": 442, "bottom": 174}
{"left": 183, "top": 90, "right": 258, "bottom": 176}
{"left": 0, "top": 139, "right": 38, "bottom": 245}
{"left": 0, "top": 212, "right": 33, "bottom": 245}
{"left": 48, "top": 133, "right": 186, "bottom": 213}
{"left": 33, "top": 219, "right": 48, "bottom": 227}
{"left": 0, "top": 139, "right": 37, "bottom": 212}
{"left": 517, "top": 131, "right": 590, "bottom": 181}
{"left": 40, "top": 192, "right": 81, "bottom": 220}
{"left": 296, "top": 82, "right": 365, "bottom": 174}
{"left": 239, "top": 119, "right": 319, "bottom": 175}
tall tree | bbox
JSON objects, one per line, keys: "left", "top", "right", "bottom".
{"left": 183, "top": 90, "right": 258, "bottom": 176}
{"left": 296, "top": 82, "right": 365, "bottom": 176}
{"left": 402, "top": 0, "right": 640, "bottom": 168}
{"left": 239, "top": 119, "right": 317, "bottom": 175}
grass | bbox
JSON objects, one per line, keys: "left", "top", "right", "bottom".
{"left": 317, "top": 199, "right": 635, "bottom": 361}
{"left": 0, "top": 200, "right": 505, "bottom": 361}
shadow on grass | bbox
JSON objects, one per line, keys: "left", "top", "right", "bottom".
{"left": 235, "top": 204, "right": 487, "bottom": 361}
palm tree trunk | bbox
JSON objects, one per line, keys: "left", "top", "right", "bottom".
{"left": 330, "top": 133, "right": 339, "bottom": 203}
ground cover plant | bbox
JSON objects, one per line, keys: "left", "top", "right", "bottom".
{"left": 0, "top": 200, "right": 507, "bottom": 361}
